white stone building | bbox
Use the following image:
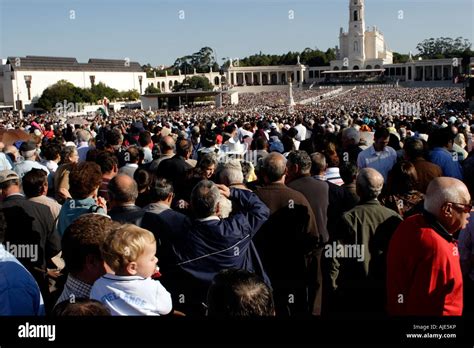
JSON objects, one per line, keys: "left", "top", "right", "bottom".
{"left": 0, "top": 56, "right": 146, "bottom": 111}
{"left": 331, "top": 0, "right": 393, "bottom": 71}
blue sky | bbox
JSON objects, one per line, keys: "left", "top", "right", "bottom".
{"left": 0, "top": 0, "right": 473, "bottom": 66}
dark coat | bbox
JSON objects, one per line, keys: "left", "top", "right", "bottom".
{"left": 108, "top": 205, "right": 145, "bottom": 225}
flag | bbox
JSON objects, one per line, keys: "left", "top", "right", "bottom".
{"left": 99, "top": 97, "right": 109, "bottom": 119}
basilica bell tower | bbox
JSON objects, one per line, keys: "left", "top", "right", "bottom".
{"left": 348, "top": 0, "right": 366, "bottom": 65}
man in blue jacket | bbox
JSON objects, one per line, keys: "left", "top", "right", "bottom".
{"left": 160, "top": 180, "right": 270, "bottom": 315}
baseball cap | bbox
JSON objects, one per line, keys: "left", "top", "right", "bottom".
{"left": 0, "top": 170, "right": 19, "bottom": 184}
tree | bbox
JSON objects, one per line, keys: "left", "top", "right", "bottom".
{"left": 416, "top": 37, "right": 472, "bottom": 58}
{"left": 393, "top": 52, "right": 410, "bottom": 64}
{"left": 37, "top": 80, "right": 135, "bottom": 111}
{"left": 173, "top": 76, "right": 213, "bottom": 92}
{"left": 173, "top": 47, "right": 218, "bottom": 74}
{"left": 144, "top": 85, "right": 161, "bottom": 94}
{"left": 90, "top": 82, "right": 121, "bottom": 101}
{"left": 121, "top": 90, "right": 140, "bottom": 101}
{"left": 37, "top": 80, "right": 85, "bottom": 111}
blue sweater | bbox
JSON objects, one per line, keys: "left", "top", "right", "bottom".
{"left": 0, "top": 245, "right": 44, "bottom": 315}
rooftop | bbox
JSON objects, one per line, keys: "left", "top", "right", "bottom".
{"left": 5, "top": 56, "right": 143, "bottom": 72}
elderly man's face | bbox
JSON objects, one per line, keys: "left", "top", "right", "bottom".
{"left": 440, "top": 197, "right": 472, "bottom": 233}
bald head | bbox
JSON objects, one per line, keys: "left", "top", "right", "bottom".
{"left": 261, "top": 152, "right": 287, "bottom": 183}
{"left": 108, "top": 174, "right": 138, "bottom": 204}
{"left": 424, "top": 177, "right": 471, "bottom": 216}
{"left": 356, "top": 168, "right": 384, "bottom": 200}
{"left": 160, "top": 136, "right": 176, "bottom": 155}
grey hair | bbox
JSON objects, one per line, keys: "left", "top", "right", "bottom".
{"left": 342, "top": 127, "right": 361, "bottom": 144}
{"left": 356, "top": 168, "right": 384, "bottom": 200}
{"left": 287, "top": 150, "right": 312, "bottom": 174}
{"left": 191, "top": 180, "right": 221, "bottom": 219}
{"left": 424, "top": 178, "right": 467, "bottom": 215}
{"left": 76, "top": 129, "right": 91, "bottom": 143}
{"left": 62, "top": 145, "right": 77, "bottom": 163}
{"left": 217, "top": 159, "right": 244, "bottom": 185}
{"left": 310, "top": 152, "right": 326, "bottom": 175}
{"left": 261, "top": 152, "right": 287, "bottom": 182}
{"left": 22, "top": 149, "right": 37, "bottom": 160}
{"left": 150, "top": 178, "right": 174, "bottom": 202}
{"left": 217, "top": 197, "right": 233, "bottom": 219}
{"left": 219, "top": 168, "right": 244, "bottom": 186}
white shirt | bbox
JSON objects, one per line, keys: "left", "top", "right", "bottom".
{"left": 294, "top": 123, "right": 307, "bottom": 142}
{"left": 14, "top": 160, "right": 50, "bottom": 179}
{"left": 0, "top": 152, "right": 12, "bottom": 171}
{"left": 42, "top": 160, "right": 58, "bottom": 174}
{"left": 90, "top": 274, "right": 172, "bottom": 316}
{"left": 142, "top": 147, "right": 153, "bottom": 164}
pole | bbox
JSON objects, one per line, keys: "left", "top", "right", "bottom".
{"left": 185, "top": 63, "right": 188, "bottom": 108}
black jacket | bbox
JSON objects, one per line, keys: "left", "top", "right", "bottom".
{"left": 108, "top": 205, "right": 144, "bottom": 225}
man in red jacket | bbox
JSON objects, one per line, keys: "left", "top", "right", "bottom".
{"left": 387, "top": 177, "right": 470, "bottom": 316}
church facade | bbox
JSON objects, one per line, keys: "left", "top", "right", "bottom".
{"left": 331, "top": 0, "right": 393, "bottom": 70}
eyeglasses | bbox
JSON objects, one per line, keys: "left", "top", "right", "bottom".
{"left": 447, "top": 202, "right": 473, "bottom": 214}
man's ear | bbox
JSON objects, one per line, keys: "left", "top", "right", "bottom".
{"left": 126, "top": 262, "right": 138, "bottom": 275}
{"left": 442, "top": 203, "right": 452, "bottom": 217}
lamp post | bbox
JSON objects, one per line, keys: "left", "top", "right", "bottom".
{"left": 12, "top": 71, "right": 22, "bottom": 112}
{"left": 184, "top": 62, "right": 189, "bottom": 108}
{"left": 138, "top": 75, "right": 143, "bottom": 95}
{"left": 219, "top": 67, "right": 225, "bottom": 107}
{"left": 24, "top": 75, "right": 32, "bottom": 100}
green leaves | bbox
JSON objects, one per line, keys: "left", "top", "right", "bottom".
{"left": 173, "top": 76, "right": 213, "bottom": 92}
{"left": 416, "top": 36, "right": 472, "bottom": 59}
{"left": 37, "top": 80, "right": 139, "bottom": 111}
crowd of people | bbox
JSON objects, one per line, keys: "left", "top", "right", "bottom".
{"left": 0, "top": 85, "right": 473, "bottom": 318}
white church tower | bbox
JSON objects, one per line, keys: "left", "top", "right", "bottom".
{"left": 331, "top": 0, "right": 393, "bottom": 70}
{"left": 348, "top": 0, "right": 365, "bottom": 65}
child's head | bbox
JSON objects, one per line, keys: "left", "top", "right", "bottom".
{"left": 101, "top": 224, "right": 157, "bottom": 278}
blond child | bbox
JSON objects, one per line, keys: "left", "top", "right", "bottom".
{"left": 90, "top": 224, "right": 172, "bottom": 316}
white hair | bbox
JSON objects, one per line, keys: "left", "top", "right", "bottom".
{"left": 218, "top": 197, "right": 233, "bottom": 219}
{"left": 76, "top": 129, "right": 91, "bottom": 143}
{"left": 217, "top": 159, "right": 244, "bottom": 185}
{"left": 219, "top": 168, "right": 244, "bottom": 186}
{"left": 424, "top": 179, "right": 466, "bottom": 215}
{"left": 356, "top": 168, "right": 384, "bottom": 200}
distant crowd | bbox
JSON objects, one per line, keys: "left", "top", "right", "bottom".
{"left": 0, "top": 85, "right": 473, "bottom": 318}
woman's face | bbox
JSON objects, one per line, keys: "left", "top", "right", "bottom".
{"left": 203, "top": 164, "right": 216, "bottom": 179}
{"left": 69, "top": 150, "right": 79, "bottom": 163}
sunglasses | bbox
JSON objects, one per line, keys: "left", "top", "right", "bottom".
{"left": 447, "top": 202, "right": 473, "bottom": 214}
